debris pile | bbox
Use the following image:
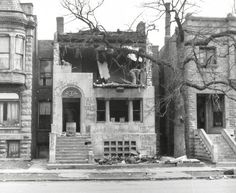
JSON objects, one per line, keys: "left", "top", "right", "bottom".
{"left": 95, "top": 151, "right": 200, "bottom": 165}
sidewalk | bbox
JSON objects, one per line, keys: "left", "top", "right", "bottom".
{"left": 0, "top": 159, "right": 236, "bottom": 181}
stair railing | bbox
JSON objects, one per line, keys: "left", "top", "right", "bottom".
{"left": 198, "top": 129, "right": 217, "bottom": 163}
{"left": 222, "top": 129, "right": 236, "bottom": 154}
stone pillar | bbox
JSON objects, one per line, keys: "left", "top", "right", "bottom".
{"left": 105, "top": 100, "right": 110, "bottom": 122}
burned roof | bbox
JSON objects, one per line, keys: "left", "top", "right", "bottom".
{"left": 58, "top": 30, "right": 146, "bottom": 45}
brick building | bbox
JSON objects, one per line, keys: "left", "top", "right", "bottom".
{"left": 160, "top": 11, "right": 236, "bottom": 162}
{"left": 0, "top": 0, "right": 36, "bottom": 160}
{"left": 48, "top": 18, "right": 157, "bottom": 163}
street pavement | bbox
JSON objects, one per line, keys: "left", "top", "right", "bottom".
{"left": 0, "top": 180, "right": 236, "bottom": 193}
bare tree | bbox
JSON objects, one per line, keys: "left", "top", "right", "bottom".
{"left": 61, "top": 0, "right": 236, "bottom": 157}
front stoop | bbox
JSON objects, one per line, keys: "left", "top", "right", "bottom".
{"left": 208, "top": 134, "right": 236, "bottom": 163}
{"left": 55, "top": 135, "right": 93, "bottom": 164}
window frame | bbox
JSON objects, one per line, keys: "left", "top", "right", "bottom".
{"left": 0, "top": 95, "right": 20, "bottom": 127}
{"left": 199, "top": 46, "right": 217, "bottom": 67}
{"left": 0, "top": 35, "right": 10, "bottom": 70}
{"left": 38, "top": 101, "right": 52, "bottom": 130}
{"left": 14, "top": 35, "right": 25, "bottom": 71}
{"left": 39, "top": 59, "right": 52, "bottom": 87}
{"left": 96, "top": 98, "right": 143, "bottom": 123}
{"left": 96, "top": 98, "right": 106, "bottom": 122}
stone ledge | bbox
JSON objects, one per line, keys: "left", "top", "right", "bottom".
{"left": 0, "top": 71, "right": 26, "bottom": 85}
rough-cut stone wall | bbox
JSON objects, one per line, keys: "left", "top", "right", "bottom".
{"left": 0, "top": 3, "right": 35, "bottom": 160}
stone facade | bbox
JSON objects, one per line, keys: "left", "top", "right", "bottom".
{"left": 160, "top": 15, "right": 236, "bottom": 159}
{"left": 0, "top": 1, "right": 36, "bottom": 160}
{"left": 49, "top": 22, "right": 157, "bottom": 162}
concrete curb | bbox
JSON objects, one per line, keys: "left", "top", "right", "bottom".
{"left": 0, "top": 175, "right": 236, "bottom": 182}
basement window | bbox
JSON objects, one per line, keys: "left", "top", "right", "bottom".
{"left": 7, "top": 140, "right": 20, "bottom": 158}
{"left": 104, "top": 140, "right": 137, "bottom": 157}
{"left": 110, "top": 100, "right": 128, "bottom": 122}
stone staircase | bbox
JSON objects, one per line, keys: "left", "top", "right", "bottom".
{"left": 55, "top": 135, "right": 92, "bottom": 163}
{"left": 208, "top": 134, "right": 236, "bottom": 162}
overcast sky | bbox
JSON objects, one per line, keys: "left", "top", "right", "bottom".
{"left": 20, "top": 0, "right": 235, "bottom": 46}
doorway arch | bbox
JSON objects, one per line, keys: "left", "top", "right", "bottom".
{"left": 62, "top": 87, "right": 82, "bottom": 133}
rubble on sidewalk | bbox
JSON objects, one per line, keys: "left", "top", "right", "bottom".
{"left": 95, "top": 152, "right": 200, "bottom": 166}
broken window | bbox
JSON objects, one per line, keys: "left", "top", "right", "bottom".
{"left": 15, "top": 36, "right": 24, "bottom": 70}
{"left": 0, "top": 36, "right": 10, "bottom": 70}
{"left": 133, "top": 100, "right": 142, "bottom": 121}
{"left": 39, "top": 102, "right": 51, "bottom": 130}
{"left": 110, "top": 100, "right": 128, "bottom": 122}
{"left": 0, "top": 93, "right": 19, "bottom": 127}
{"left": 39, "top": 60, "right": 52, "bottom": 86}
{"left": 199, "top": 46, "right": 216, "bottom": 67}
{"left": 97, "top": 99, "right": 106, "bottom": 122}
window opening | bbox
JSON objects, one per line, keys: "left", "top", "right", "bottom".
{"left": 39, "top": 102, "right": 51, "bottom": 130}
{"left": 39, "top": 60, "right": 52, "bottom": 86}
{"left": 199, "top": 46, "right": 216, "bottom": 67}
{"left": 15, "top": 36, "right": 24, "bottom": 70}
{"left": 133, "top": 100, "right": 141, "bottom": 121}
{"left": 97, "top": 99, "right": 105, "bottom": 121}
{"left": 7, "top": 140, "right": 20, "bottom": 158}
{"left": 0, "top": 36, "right": 10, "bottom": 69}
{"left": 110, "top": 100, "right": 128, "bottom": 122}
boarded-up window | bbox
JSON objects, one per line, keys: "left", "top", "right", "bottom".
{"left": 97, "top": 99, "right": 105, "bottom": 121}
{"left": 39, "top": 102, "right": 51, "bottom": 130}
{"left": 15, "top": 36, "right": 24, "bottom": 70}
{"left": 39, "top": 60, "right": 52, "bottom": 86}
{"left": 7, "top": 140, "right": 20, "bottom": 158}
{"left": 0, "top": 36, "right": 10, "bottom": 69}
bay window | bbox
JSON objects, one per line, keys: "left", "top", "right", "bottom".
{"left": 0, "top": 93, "right": 20, "bottom": 127}
{"left": 0, "top": 36, "right": 10, "bottom": 70}
{"left": 15, "top": 36, "right": 24, "bottom": 70}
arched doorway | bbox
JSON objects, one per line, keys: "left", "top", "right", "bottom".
{"left": 62, "top": 87, "right": 82, "bottom": 133}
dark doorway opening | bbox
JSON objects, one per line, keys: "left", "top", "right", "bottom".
{"left": 63, "top": 98, "right": 80, "bottom": 133}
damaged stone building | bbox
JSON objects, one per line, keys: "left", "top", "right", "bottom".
{"left": 48, "top": 18, "right": 157, "bottom": 163}
{"left": 0, "top": 0, "right": 36, "bottom": 160}
{"left": 160, "top": 9, "right": 236, "bottom": 162}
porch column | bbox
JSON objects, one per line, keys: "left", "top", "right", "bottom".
{"left": 106, "top": 100, "right": 110, "bottom": 122}
{"left": 128, "top": 100, "right": 133, "bottom": 122}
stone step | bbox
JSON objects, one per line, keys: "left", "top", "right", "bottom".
{"left": 56, "top": 160, "right": 88, "bottom": 164}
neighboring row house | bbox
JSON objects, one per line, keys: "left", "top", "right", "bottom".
{"left": 0, "top": 0, "right": 36, "bottom": 160}
{"left": 160, "top": 7, "right": 236, "bottom": 162}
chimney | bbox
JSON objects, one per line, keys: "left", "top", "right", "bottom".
{"left": 136, "top": 21, "right": 146, "bottom": 35}
{"left": 57, "top": 17, "right": 64, "bottom": 34}
{"left": 20, "top": 3, "right": 33, "bottom": 15}
{"left": 165, "top": 3, "right": 171, "bottom": 38}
